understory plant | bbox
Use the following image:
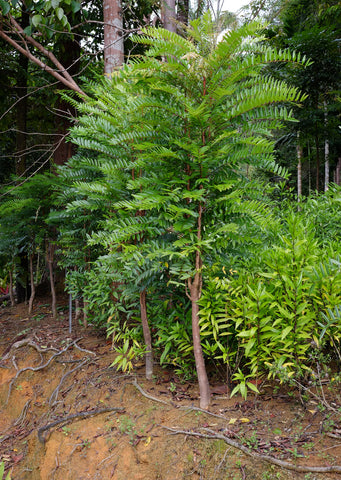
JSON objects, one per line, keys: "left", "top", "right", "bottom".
{"left": 198, "top": 207, "right": 341, "bottom": 398}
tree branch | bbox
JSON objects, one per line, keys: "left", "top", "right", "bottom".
{"left": 0, "top": 27, "right": 85, "bottom": 95}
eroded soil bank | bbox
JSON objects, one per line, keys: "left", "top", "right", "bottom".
{"left": 1, "top": 298, "right": 341, "bottom": 480}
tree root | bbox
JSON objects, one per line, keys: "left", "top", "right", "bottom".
{"left": 132, "top": 379, "right": 341, "bottom": 474}
{"left": 132, "top": 378, "right": 227, "bottom": 420}
{"left": 5, "top": 339, "right": 92, "bottom": 404}
{"left": 162, "top": 426, "right": 341, "bottom": 474}
{"left": 49, "top": 357, "right": 90, "bottom": 406}
{"left": 14, "top": 399, "right": 31, "bottom": 426}
{"left": 1, "top": 337, "right": 58, "bottom": 362}
{"left": 38, "top": 407, "right": 125, "bottom": 444}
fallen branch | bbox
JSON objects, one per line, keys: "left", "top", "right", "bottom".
{"left": 38, "top": 407, "right": 125, "bottom": 444}
{"left": 161, "top": 426, "right": 341, "bottom": 474}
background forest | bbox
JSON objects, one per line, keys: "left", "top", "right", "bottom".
{"left": 0, "top": 0, "right": 340, "bottom": 409}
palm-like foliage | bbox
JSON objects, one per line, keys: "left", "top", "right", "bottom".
{"left": 67, "top": 14, "right": 308, "bottom": 407}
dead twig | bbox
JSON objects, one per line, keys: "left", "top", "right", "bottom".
{"left": 38, "top": 407, "right": 125, "bottom": 444}
{"left": 161, "top": 426, "right": 341, "bottom": 474}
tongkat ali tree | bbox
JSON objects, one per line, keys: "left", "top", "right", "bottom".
{"left": 67, "top": 15, "right": 308, "bottom": 408}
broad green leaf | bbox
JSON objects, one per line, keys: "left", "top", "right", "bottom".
{"left": 71, "top": 0, "right": 81, "bottom": 12}
{"left": 32, "top": 15, "right": 42, "bottom": 27}
{"left": 56, "top": 7, "right": 64, "bottom": 20}
{"left": 0, "top": 0, "right": 10, "bottom": 15}
{"left": 281, "top": 326, "right": 293, "bottom": 340}
{"left": 23, "top": 26, "right": 32, "bottom": 36}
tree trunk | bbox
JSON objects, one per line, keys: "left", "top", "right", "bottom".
{"left": 103, "top": 0, "right": 124, "bottom": 75}
{"left": 177, "top": 0, "right": 189, "bottom": 26}
{"left": 9, "top": 269, "right": 15, "bottom": 307}
{"left": 188, "top": 200, "right": 211, "bottom": 409}
{"left": 162, "top": 0, "right": 176, "bottom": 33}
{"left": 335, "top": 158, "right": 341, "bottom": 185}
{"left": 15, "top": 7, "right": 29, "bottom": 177}
{"left": 28, "top": 253, "right": 35, "bottom": 315}
{"left": 297, "top": 132, "right": 302, "bottom": 204}
{"left": 75, "top": 298, "right": 81, "bottom": 321}
{"left": 53, "top": 35, "right": 80, "bottom": 167}
{"left": 46, "top": 242, "right": 57, "bottom": 319}
{"left": 324, "top": 102, "right": 329, "bottom": 192}
{"left": 83, "top": 299, "right": 88, "bottom": 328}
{"left": 188, "top": 266, "right": 211, "bottom": 409}
{"left": 140, "top": 289, "right": 153, "bottom": 380}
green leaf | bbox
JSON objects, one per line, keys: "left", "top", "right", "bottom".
{"left": 51, "top": 0, "right": 60, "bottom": 7}
{"left": 32, "top": 14, "right": 42, "bottom": 27}
{"left": 281, "top": 326, "right": 293, "bottom": 340}
{"left": 23, "top": 25, "right": 32, "bottom": 36}
{"left": 246, "top": 382, "right": 260, "bottom": 394}
{"left": 0, "top": 0, "right": 10, "bottom": 15}
{"left": 71, "top": 0, "right": 81, "bottom": 13}
{"left": 56, "top": 7, "right": 64, "bottom": 20}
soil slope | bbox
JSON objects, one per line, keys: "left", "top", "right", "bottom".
{"left": 1, "top": 298, "right": 341, "bottom": 480}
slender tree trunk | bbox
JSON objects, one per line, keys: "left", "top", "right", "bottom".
{"left": 177, "top": 0, "right": 189, "bottom": 26}
{"left": 54, "top": 35, "right": 80, "bottom": 166}
{"left": 28, "top": 253, "right": 36, "bottom": 315}
{"left": 9, "top": 269, "right": 15, "bottom": 307}
{"left": 335, "top": 158, "right": 341, "bottom": 185}
{"left": 103, "top": 0, "right": 124, "bottom": 75}
{"left": 188, "top": 202, "right": 211, "bottom": 409}
{"left": 15, "top": 7, "right": 29, "bottom": 177}
{"left": 47, "top": 242, "right": 57, "bottom": 319}
{"left": 315, "top": 130, "right": 320, "bottom": 192}
{"left": 140, "top": 289, "right": 153, "bottom": 380}
{"left": 188, "top": 266, "right": 211, "bottom": 409}
{"left": 324, "top": 102, "right": 329, "bottom": 192}
{"left": 162, "top": 0, "right": 176, "bottom": 33}
{"left": 75, "top": 298, "right": 81, "bottom": 321}
{"left": 83, "top": 299, "right": 88, "bottom": 328}
{"left": 297, "top": 132, "right": 302, "bottom": 204}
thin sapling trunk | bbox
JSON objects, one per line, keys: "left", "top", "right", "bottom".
{"left": 9, "top": 268, "right": 15, "bottom": 307}
{"left": 46, "top": 242, "right": 57, "bottom": 319}
{"left": 140, "top": 289, "right": 153, "bottom": 380}
{"left": 28, "top": 253, "right": 35, "bottom": 315}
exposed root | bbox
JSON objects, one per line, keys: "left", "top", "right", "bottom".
{"left": 5, "top": 339, "right": 88, "bottom": 404}
{"left": 38, "top": 407, "right": 125, "bottom": 444}
{"left": 1, "top": 338, "right": 58, "bottom": 362}
{"left": 132, "top": 379, "right": 227, "bottom": 420}
{"left": 73, "top": 339, "right": 96, "bottom": 357}
{"left": 132, "top": 378, "right": 169, "bottom": 406}
{"left": 14, "top": 399, "right": 31, "bottom": 426}
{"left": 49, "top": 357, "right": 90, "bottom": 406}
{"left": 162, "top": 426, "right": 341, "bottom": 474}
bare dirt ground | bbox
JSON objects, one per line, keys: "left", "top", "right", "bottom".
{"left": 1, "top": 296, "right": 341, "bottom": 480}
